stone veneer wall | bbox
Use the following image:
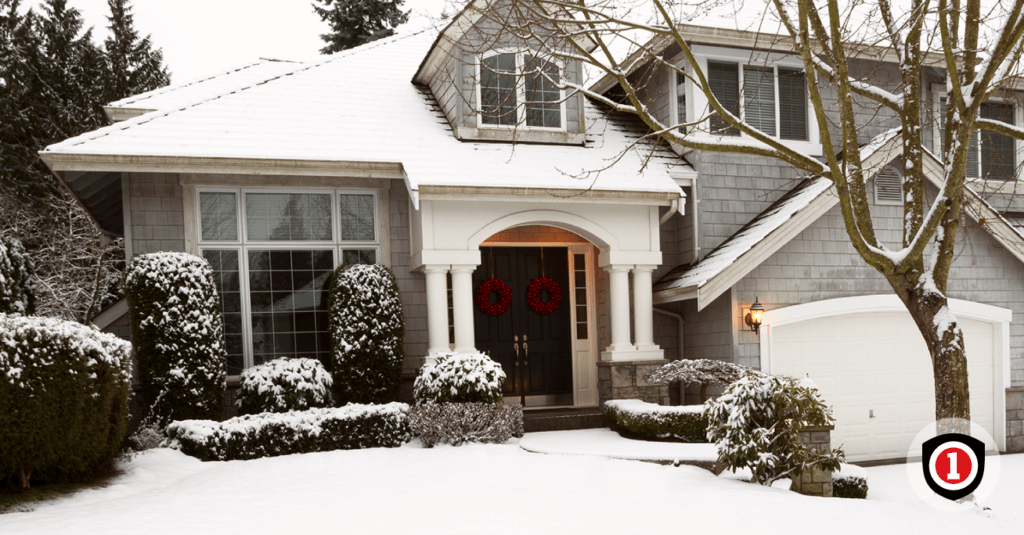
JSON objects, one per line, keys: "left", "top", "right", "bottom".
{"left": 791, "top": 426, "right": 835, "bottom": 497}
{"left": 1007, "top": 387, "right": 1024, "bottom": 452}
{"left": 598, "top": 360, "right": 670, "bottom": 407}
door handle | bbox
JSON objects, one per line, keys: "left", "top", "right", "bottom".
{"left": 513, "top": 335, "right": 519, "bottom": 365}
{"left": 523, "top": 340, "right": 528, "bottom": 366}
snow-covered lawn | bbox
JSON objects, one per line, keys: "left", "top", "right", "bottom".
{"left": 2, "top": 435, "right": 1022, "bottom": 534}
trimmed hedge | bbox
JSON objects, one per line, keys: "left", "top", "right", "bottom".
{"left": 165, "top": 403, "right": 412, "bottom": 461}
{"left": 0, "top": 314, "right": 132, "bottom": 489}
{"left": 604, "top": 399, "right": 709, "bottom": 443}
{"left": 0, "top": 236, "right": 36, "bottom": 316}
{"left": 413, "top": 352, "right": 505, "bottom": 405}
{"left": 833, "top": 463, "right": 869, "bottom": 499}
{"left": 125, "top": 252, "right": 226, "bottom": 424}
{"left": 408, "top": 402, "right": 524, "bottom": 447}
{"left": 235, "top": 358, "right": 334, "bottom": 415}
{"left": 328, "top": 263, "right": 405, "bottom": 405}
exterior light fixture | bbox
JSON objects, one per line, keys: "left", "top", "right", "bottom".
{"left": 744, "top": 297, "right": 764, "bottom": 335}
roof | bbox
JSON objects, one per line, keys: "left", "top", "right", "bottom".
{"left": 43, "top": 28, "right": 685, "bottom": 209}
{"left": 104, "top": 59, "right": 303, "bottom": 121}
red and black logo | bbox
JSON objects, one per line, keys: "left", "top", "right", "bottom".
{"left": 921, "top": 433, "right": 986, "bottom": 501}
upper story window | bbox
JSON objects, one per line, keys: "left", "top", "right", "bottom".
{"left": 937, "top": 97, "right": 1017, "bottom": 181}
{"left": 479, "top": 51, "right": 563, "bottom": 129}
{"left": 705, "top": 61, "right": 808, "bottom": 141}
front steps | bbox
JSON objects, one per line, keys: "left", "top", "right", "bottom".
{"left": 523, "top": 407, "right": 607, "bottom": 433}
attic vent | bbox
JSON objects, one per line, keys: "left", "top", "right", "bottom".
{"left": 874, "top": 165, "right": 904, "bottom": 205}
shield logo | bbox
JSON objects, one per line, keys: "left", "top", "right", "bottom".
{"left": 921, "top": 433, "right": 986, "bottom": 501}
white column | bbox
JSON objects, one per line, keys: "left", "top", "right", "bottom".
{"left": 424, "top": 265, "right": 450, "bottom": 359}
{"left": 605, "top": 265, "right": 635, "bottom": 354}
{"left": 450, "top": 264, "right": 477, "bottom": 353}
{"left": 632, "top": 265, "right": 662, "bottom": 357}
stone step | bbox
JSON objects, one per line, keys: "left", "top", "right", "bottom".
{"left": 522, "top": 407, "right": 608, "bottom": 433}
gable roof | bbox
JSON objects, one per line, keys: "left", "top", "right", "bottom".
{"left": 653, "top": 130, "right": 1024, "bottom": 309}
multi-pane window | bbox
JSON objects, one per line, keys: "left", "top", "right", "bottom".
{"left": 705, "top": 61, "right": 807, "bottom": 140}
{"left": 573, "top": 253, "right": 588, "bottom": 340}
{"left": 675, "top": 71, "right": 686, "bottom": 133}
{"left": 480, "top": 51, "right": 562, "bottom": 129}
{"left": 197, "top": 189, "right": 380, "bottom": 374}
{"left": 938, "top": 99, "right": 1017, "bottom": 181}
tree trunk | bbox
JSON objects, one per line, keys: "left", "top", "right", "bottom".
{"left": 18, "top": 467, "right": 32, "bottom": 490}
{"left": 700, "top": 383, "right": 708, "bottom": 404}
{"left": 904, "top": 293, "right": 971, "bottom": 433}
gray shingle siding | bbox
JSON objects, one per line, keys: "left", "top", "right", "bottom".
{"left": 128, "top": 172, "right": 185, "bottom": 254}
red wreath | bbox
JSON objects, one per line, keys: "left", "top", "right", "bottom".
{"left": 476, "top": 278, "right": 512, "bottom": 316}
{"left": 527, "top": 276, "right": 562, "bottom": 315}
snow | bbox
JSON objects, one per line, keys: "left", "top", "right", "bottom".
{"left": 834, "top": 462, "right": 868, "bottom": 482}
{"left": 3, "top": 440, "right": 1023, "bottom": 534}
{"left": 605, "top": 399, "right": 704, "bottom": 418}
{"left": 234, "top": 357, "right": 333, "bottom": 413}
{"left": 520, "top": 427, "right": 718, "bottom": 463}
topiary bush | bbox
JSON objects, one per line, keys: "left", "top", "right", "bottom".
{"left": 234, "top": 357, "right": 334, "bottom": 415}
{"left": 604, "top": 399, "right": 708, "bottom": 442}
{"left": 0, "top": 235, "right": 36, "bottom": 316}
{"left": 0, "top": 314, "right": 132, "bottom": 489}
{"left": 646, "top": 359, "right": 764, "bottom": 403}
{"left": 408, "top": 403, "right": 524, "bottom": 447}
{"left": 164, "top": 403, "right": 411, "bottom": 461}
{"left": 833, "top": 463, "right": 869, "bottom": 499}
{"left": 125, "top": 252, "right": 226, "bottom": 425}
{"left": 705, "top": 375, "right": 844, "bottom": 486}
{"left": 413, "top": 351, "right": 506, "bottom": 405}
{"left": 328, "top": 263, "right": 404, "bottom": 405}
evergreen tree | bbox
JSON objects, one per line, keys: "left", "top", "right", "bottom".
{"left": 103, "top": 0, "right": 169, "bottom": 102}
{"left": 312, "top": 0, "right": 409, "bottom": 54}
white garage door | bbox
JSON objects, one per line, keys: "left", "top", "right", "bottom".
{"left": 770, "top": 312, "right": 995, "bottom": 462}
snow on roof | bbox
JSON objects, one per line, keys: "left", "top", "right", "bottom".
{"left": 44, "top": 28, "right": 684, "bottom": 202}
{"left": 106, "top": 58, "right": 303, "bottom": 112}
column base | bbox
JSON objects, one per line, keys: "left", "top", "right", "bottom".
{"left": 601, "top": 347, "right": 663, "bottom": 362}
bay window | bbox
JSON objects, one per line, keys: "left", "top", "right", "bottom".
{"left": 197, "top": 188, "right": 380, "bottom": 375}
{"left": 479, "top": 51, "right": 563, "bottom": 129}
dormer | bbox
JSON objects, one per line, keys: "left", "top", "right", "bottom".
{"left": 413, "top": 0, "right": 590, "bottom": 145}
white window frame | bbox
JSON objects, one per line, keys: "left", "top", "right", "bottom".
{"left": 195, "top": 187, "right": 382, "bottom": 375}
{"left": 475, "top": 49, "right": 568, "bottom": 132}
{"left": 931, "top": 83, "right": 1023, "bottom": 184}
{"left": 676, "top": 46, "right": 822, "bottom": 156}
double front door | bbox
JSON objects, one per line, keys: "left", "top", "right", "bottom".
{"left": 474, "top": 247, "right": 573, "bottom": 407}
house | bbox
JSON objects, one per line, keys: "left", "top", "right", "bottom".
{"left": 43, "top": 0, "right": 1024, "bottom": 462}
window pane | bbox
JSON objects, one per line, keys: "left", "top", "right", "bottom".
{"left": 525, "top": 54, "right": 561, "bottom": 128}
{"left": 339, "top": 194, "right": 376, "bottom": 241}
{"left": 778, "top": 68, "right": 807, "bottom": 141}
{"left": 939, "top": 99, "right": 981, "bottom": 177}
{"left": 481, "top": 53, "right": 517, "bottom": 126}
{"left": 199, "top": 192, "right": 238, "bottom": 241}
{"left": 981, "top": 102, "right": 1015, "bottom": 181}
{"left": 203, "top": 249, "right": 244, "bottom": 375}
{"left": 245, "top": 193, "right": 332, "bottom": 241}
{"left": 708, "top": 62, "right": 740, "bottom": 136}
{"left": 249, "top": 249, "right": 334, "bottom": 366}
{"left": 676, "top": 71, "right": 687, "bottom": 134}
{"left": 343, "top": 249, "right": 377, "bottom": 265}
{"left": 743, "top": 66, "right": 776, "bottom": 136}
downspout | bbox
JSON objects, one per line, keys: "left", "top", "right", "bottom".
{"left": 653, "top": 306, "right": 685, "bottom": 404}
{"left": 659, "top": 197, "right": 680, "bottom": 225}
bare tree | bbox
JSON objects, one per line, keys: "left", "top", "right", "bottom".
{"left": 455, "top": 0, "right": 1024, "bottom": 428}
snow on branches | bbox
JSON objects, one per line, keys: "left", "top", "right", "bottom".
{"left": 645, "top": 358, "right": 764, "bottom": 402}
{"left": 413, "top": 351, "right": 506, "bottom": 405}
{"left": 234, "top": 357, "right": 334, "bottom": 415}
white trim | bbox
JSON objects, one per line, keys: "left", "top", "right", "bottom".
{"left": 466, "top": 210, "right": 619, "bottom": 250}
{"left": 91, "top": 298, "right": 129, "bottom": 330}
{"left": 758, "top": 294, "right": 1011, "bottom": 451}
{"left": 475, "top": 50, "right": 568, "bottom": 132}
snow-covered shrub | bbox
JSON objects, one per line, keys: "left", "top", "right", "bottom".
{"left": 328, "top": 263, "right": 405, "bottom": 405}
{"left": 0, "top": 314, "right": 132, "bottom": 489}
{"left": 125, "top": 252, "right": 226, "bottom": 425}
{"left": 164, "top": 403, "right": 411, "bottom": 461}
{"left": 646, "top": 359, "right": 764, "bottom": 403}
{"left": 234, "top": 357, "right": 334, "bottom": 415}
{"left": 604, "top": 399, "right": 708, "bottom": 443}
{"left": 833, "top": 463, "right": 869, "bottom": 499}
{"left": 408, "top": 402, "right": 523, "bottom": 447}
{"left": 705, "top": 375, "right": 844, "bottom": 486}
{"left": 413, "top": 351, "right": 505, "bottom": 405}
{"left": 0, "top": 236, "right": 36, "bottom": 316}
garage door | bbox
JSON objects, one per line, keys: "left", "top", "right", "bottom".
{"left": 770, "top": 312, "right": 995, "bottom": 462}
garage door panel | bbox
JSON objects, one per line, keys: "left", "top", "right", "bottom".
{"left": 771, "top": 311, "right": 996, "bottom": 462}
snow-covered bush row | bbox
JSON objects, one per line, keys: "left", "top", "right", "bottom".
{"left": 413, "top": 351, "right": 505, "bottom": 405}
{"left": 125, "top": 252, "right": 226, "bottom": 424}
{"left": 0, "top": 236, "right": 36, "bottom": 316}
{"left": 705, "top": 375, "right": 844, "bottom": 486}
{"left": 329, "top": 263, "right": 405, "bottom": 405}
{"left": 604, "top": 399, "right": 709, "bottom": 443}
{"left": 832, "top": 463, "right": 869, "bottom": 499}
{"left": 408, "top": 402, "right": 523, "bottom": 447}
{"left": 235, "top": 358, "right": 334, "bottom": 415}
{"left": 0, "top": 314, "right": 132, "bottom": 489}
{"left": 164, "top": 403, "right": 411, "bottom": 461}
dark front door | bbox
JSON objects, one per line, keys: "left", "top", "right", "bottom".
{"left": 474, "top": 247, "right": 573, "bottom": 407}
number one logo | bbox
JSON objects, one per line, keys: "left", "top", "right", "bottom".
{"left": 921, "top": 433, "right": 986, "bottom": 501}
{"left": 946, "top": 451, "right": 959, "bottom": 481}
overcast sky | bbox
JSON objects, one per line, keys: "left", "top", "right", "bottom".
{"left": 24, "top": 0, "right": 455, "bottom": 83}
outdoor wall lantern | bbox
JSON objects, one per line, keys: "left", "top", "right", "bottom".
{"left": 744, "top": 297, "right": 765, "bottom": 335}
